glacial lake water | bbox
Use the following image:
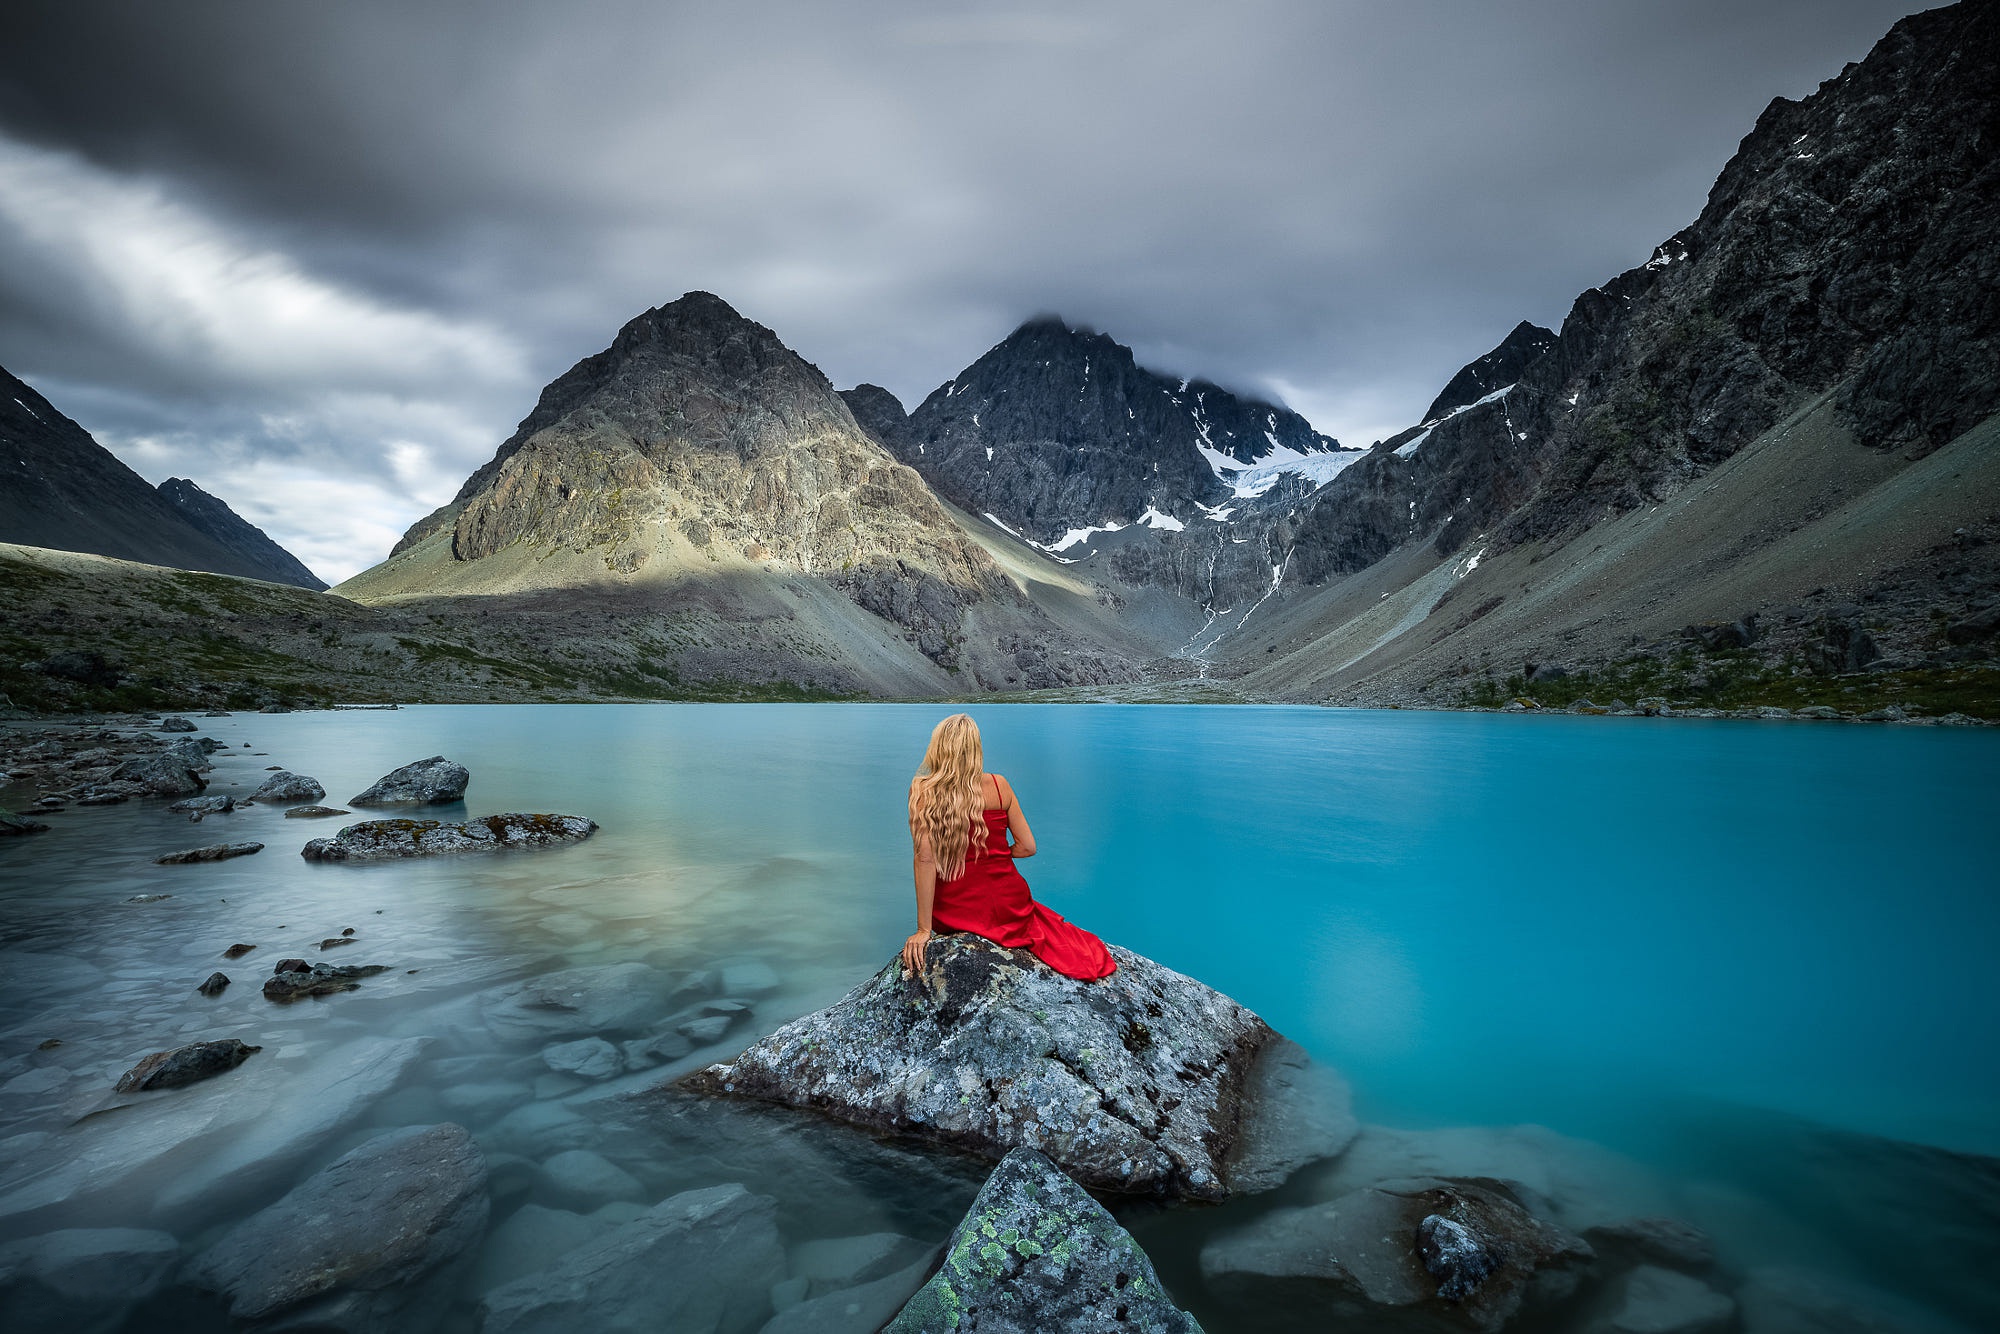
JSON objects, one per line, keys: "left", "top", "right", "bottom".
{"left": 1, "top": 702, "right": 1996, "bottom": 1332}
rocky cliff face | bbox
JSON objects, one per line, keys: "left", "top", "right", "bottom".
{"left": 0, "top": 367, "right": 325, "bottom": 590}
{"left": 853, "top": 318, "right": 1366, "bottom": 620}
{"left": 1256, "top": 0, "right": 2000, "bottom": 688}
{"left": 371, "top": 293, "right": 1140, "bottom": 689}
{"left": 1317, "top": 0, "right": 2000, "bottom": 564}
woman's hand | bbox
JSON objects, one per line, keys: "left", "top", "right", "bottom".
{"left": 901, "top": 928, "right": 934, "bottom": 979}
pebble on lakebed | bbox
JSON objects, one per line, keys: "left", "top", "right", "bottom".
{"left": 685, "top": 932, "right": 1356, "bottom": 1201}
{"left": 300, "top": 813, "right": 599, "bottom": 861}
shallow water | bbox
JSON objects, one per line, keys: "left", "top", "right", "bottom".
{"left": 1, "top": 703, "right": 1996, "bottom": 1331}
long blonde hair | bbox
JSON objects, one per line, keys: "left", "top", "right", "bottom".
{"left": 910, "top": 713, "right": 987, "bottom": 881}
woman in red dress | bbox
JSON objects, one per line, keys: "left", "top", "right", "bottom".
{"left": 901, "top": 714, "right": 1115, "bottom": 982}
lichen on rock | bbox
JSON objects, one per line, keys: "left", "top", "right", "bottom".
{"left": 885, "top": 1147, "right": 1202, "bottom": 1333}
{"left": 684, "top": 932, "right": 1351, "bottom": 1200}
{"left": 300, "top": 812, "right": 597, "bottom": 861}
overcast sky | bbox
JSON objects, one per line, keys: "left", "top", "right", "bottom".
{"left": 0, "top": 0, "right": 1927, "bottom": 582}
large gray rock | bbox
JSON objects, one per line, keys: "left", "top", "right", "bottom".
{"left": 301, "top": 813, "right": 597, "bottom": 861}
{"left": 885, "top": 1147, "right": 1200, "bottom": 1334}
{"left": 109, "top": 752, "right": 204, "bottom": 796}
{"left": 687, "top": 933, "right": 1337, "bottom": 1201}
{"left": 0, "top": 1227, "right": 180, "bottom": 1334}
{"left": 479, "top": 1182, "right": 784, "bottom": 1334}
{"left": 114, "top": 1037, "right": 260, "bottom": 1092}
{"left": 161, "top": 736, "right": 213, "bottom": 771}
{"left": 188, "top": 1122, "right": 488, "bottom": 1330}
{"left": 250, "top": 770, "right": 325, "bottom": 803}
{"left": 349, "top": 755, "right": 470, "bottom": 806}
{"left": 1200, "top": 1176, "right": 1594, "bottom": 1333}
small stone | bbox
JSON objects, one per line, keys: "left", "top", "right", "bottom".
{"left": 282, "top": 805, "right": 350, "bottom": 818}
{"left": 1418, "top": 1212, "right": 1499, "bottom": 1300}
{"left": 115, "top": 1037, "right": 261, "bottom": 1092}
{"left": 197, "top": 972, "right": 231, "bottom": 996}
{"left": 223, "top": 943, "right": 256, "bottom": 959}
{"left": 319, "top": 937, "right": 355, "bottom": 950}
{"left": 125, "top": 893, "right": 172, "bottom": 903}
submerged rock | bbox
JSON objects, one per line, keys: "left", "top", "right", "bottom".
{"left": 478, "top": 1183, "right": 782, "bottom": 1334}
{"left": 196, "top": 972, "right": 230, "bottom": 997}
{"left": 349, "top": 755, "right": 470, "bottom": 807}
{"left": 1592, "top": 1265, "right": 1734, "bottom": 1334}
{"left": 300, "top": 813, "right": 598, "bottom": 861}
{"left": 686, "top": 933, "right": 1343, "bottom": 1200}
{"left": 0, "top": 814, "right": 50, "bottom": 836}
{"left": 1200, "top": 1176, "right": 1593, "bottom": 1333}
{"left": 188, "top": 1122, "right": 488, "bottom": 1330}
{"left": 263, "top": 958, "right": 388, "bottom": 1001}
{"left": 0, "top": 1227, "right": 180, "bottom": 1333}
{"left": 484, "top": 963, "right": 670, "bottom": 1040}
{"left": 154, "top": 841, "right": 263, "bottom": 864}
{"left": 108, "top": 753, "right": 204, "bottom": 797}
{"left": 249, "top": 771, "right": 324, "bottom": 803}
{"left": 167, "top": 795, "right": 235, "bottom": 816}
{"left": 114, "top": 1038, "right": 261, "bottom": 1092}
{"left": 885, "top": 1147, "right": 1201, "bottom": 1334}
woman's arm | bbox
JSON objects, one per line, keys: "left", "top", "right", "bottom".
{"left": 998, "top": 774, "right": 1036, "bottom": 859}
{"left": 904, "top": 800, "right": 937, "bottom": 977}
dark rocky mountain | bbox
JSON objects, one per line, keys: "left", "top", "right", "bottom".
{"left": 1418, "top": 321, "right": 1557, "bottom": 424}
{"left": 886, "top": 317, "right": 1355, "bottom": 546}
{"left": 157, "top": 477, "right": 325, "bottom": 590}
{"left": 1280, "top": 0, "right": 1999, "bottom": 587}
{"left": 353, "top": 293, "right": 1145, "bottom": 693}
{"left": 0, "top": 365, "right": 325, "bottom": 589}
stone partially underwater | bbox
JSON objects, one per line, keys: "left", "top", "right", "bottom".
{"left": 885, "top": 1147, "right": 1202, "bottom": 1334}
{"left": 684, "top": 933, "right": 1356, "bottom": 1201}
{"left": 300, "top": 812, "right": 598, "bottom": 861}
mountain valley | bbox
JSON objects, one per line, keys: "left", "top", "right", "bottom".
{"left": 2, "top": 0, "right": 1996, "bottom": 720}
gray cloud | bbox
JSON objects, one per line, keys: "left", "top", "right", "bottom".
{"left": 0, "top": 0, "right": 1925, "bottom": 580}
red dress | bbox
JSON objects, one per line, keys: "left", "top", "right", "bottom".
{"left": 931, "top": 807, "right": 1116, "bottom": 981}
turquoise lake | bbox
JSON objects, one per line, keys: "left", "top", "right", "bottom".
{"left": 1, "top": 702, "right": 1995, "bottom": 1331}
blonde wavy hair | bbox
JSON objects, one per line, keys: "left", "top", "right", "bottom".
{"left": 909, "top": 713, "right": 989, "bottom": 882}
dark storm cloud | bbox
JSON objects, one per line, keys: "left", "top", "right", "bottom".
{"left": 0, "top": 0, "right": 1926, "bottom": 579}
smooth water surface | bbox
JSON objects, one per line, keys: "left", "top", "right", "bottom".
{"left": 2, "top": 703, "right": 1996, "bottom": 1330}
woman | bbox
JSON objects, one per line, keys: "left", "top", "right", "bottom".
{"left": 902, "top": 714, "right": 1115, "bottom": 982}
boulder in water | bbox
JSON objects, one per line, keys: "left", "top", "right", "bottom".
{"left": 263, "top": 958, "right": 388, "bottom": 1001}
{"left": 167, "top": 795, "right": 235, "bottom": 816}
{"left": 195, "top": 972, "right": 230, "bottom": 997}
{"left": 187, "top": 1122, "right": 488, "bottom": 1329}
{"left": 250, "top": 771, "right": 324, "bottom": 803}
{"left": 0, "top": 814, "right": 50, "bottom": 836}
{"left": 349, "top": 755, "right": 470, "bottom": 806}
{"left": 283, "top": 804, "right": 349, "bottom": 818}
{"left": 155, "top": 716, "right": 197, "bottom": 732}
{"left": 154, "top": 841, "right": 263, "bottom": 865}
{"left": 478, "top": 1183, "right": 782, "bottom": 1334}
{"left": 109, "top": 753, "right": 204, "bottom": 797}
{"left": 114, "top": 1038, "right": 260, "bottom": 1092}
{"left": 301, "top": 813, "right": 597, "bottom": 861}
{"left": 885, "top": 1147, "right": 1200, "bottom": 1334}
{"left": 686, "top": 933, "right": 1347, "bottom": 1200}
{"left": 1202, "top": 1176, "right": 1593, "bottom": 1331}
